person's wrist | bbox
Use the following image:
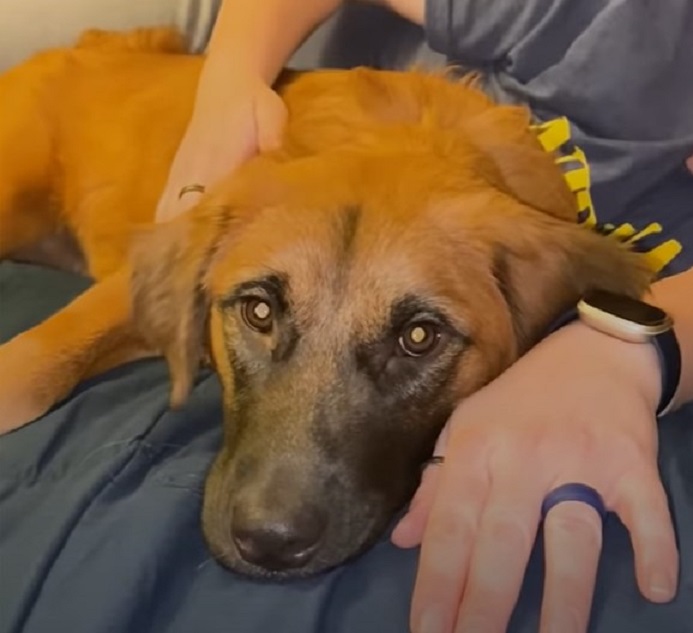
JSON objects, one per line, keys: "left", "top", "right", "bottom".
{"left": 372, "top": 0, "right": 425, "bottom": 24}
{"left": 196, "top": 60, "right": 268, "bottom": 105}
{"left": 202, "top": 51, "right": 268, "bottom": 87}
{"left": 552, "top": 321, "right": 663, "bottom": 413}
{"left": 187, "top": 67, "right": 272, "bottom": 138}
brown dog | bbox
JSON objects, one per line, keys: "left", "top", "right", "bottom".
{"left": 0, "top": 28, "right": 652, "bottom": 577}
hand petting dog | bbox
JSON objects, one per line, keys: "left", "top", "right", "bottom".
{"left": 155, "top": 71, "right": 286, "bottom": 222}
{"left": 154, "top": 0, "right": 328, "bottom": 222}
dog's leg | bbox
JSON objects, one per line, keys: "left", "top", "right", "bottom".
{"left": 76, "top": 222, "right": 140, "bottom": 281}
{"left": 0, "top": 190, "right": 56, "bottom": 258}
{"left": 0, "top": 269, "right": 155, "bottom": 434}
{"left": 0, "top": 56, "right": 59, "bottom": 258}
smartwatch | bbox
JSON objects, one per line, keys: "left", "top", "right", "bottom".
{"left": 576, "top": 290, "right": 681, "bottom": 417}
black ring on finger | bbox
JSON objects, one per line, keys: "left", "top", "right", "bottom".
{"left": 420, "top": 455, "right": 445, "bottom": 473}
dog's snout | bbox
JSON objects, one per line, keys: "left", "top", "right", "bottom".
{"left": 232, "top": 503, "right": 326, "bottom": 571}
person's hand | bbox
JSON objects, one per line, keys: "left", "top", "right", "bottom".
{"left": 687, "top": 155, "right": 693, "bottom": 176}
{"left": 392, "top": 322, "right": 679, "bottom": 633}
{"left": 156, "top": 73, "right": 287, "bottom": 222}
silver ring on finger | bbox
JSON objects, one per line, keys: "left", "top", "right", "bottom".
{"left": 178, "top": 183, "right": 206, "bottom": 199}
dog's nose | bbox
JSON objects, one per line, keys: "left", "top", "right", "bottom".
{"left": 232, "top": 504, "right": 326, "bottom": 570}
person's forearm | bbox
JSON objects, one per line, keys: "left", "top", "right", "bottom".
{"left": 378, "top": 0, "right": 424, "bottom": 24}
{"left": 648, "top": 267, "right": 693, "bottom": 410}
{"left": 198, "top": 0, "right": 426, "bottom": 93}
{"left": 204, "top": 0, "right": 344, "bottom": 85}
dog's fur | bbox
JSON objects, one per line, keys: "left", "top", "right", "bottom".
{"left": 0, "top": 28, "right": 652, "bottom": 577}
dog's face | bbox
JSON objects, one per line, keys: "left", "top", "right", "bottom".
{"left": 200, "top": 168, "right": 526, "bottom": 578}
{"left": 130, "top": 70, "right": 651, "bottom": 578}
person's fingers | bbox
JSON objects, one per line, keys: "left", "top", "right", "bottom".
{"left": 454, "top": 479, "right": 543, "bottom": 633}
{"left": 611, "top": 468, "right": 679, "bottom": 603}
{"left": 686, "top": 154, "right": 693, "bottom": 175}
{"left": 539, "top": 501, "right": 603, "bottom": 633}
{"left": 154, "top": 85, "right": 285, "bottom": 223}
{"left": 156, "top": 191, "right": 198, "bottom": 223}
{"left": 175, "top": 188, "right": 204, "bottom": 216}
{"left": 410, "top": 454, "right": 489, "bottom": 633}
{"left": 155, "top": 170, "right": 205, "bottom": 223}
{"left": 392, "top": 423, "right": 452, "bottom": 547}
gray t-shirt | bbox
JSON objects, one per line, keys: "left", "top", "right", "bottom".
{"left": 295, "top": 1, "right": 693, "bottom": 275}
{"left": 421, "top": 0, "right": 693, "bottom": 275}
{"left": 424, "top": 0, "right": 693, "bottom": 213}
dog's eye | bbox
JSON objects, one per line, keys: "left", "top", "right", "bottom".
{"left": 398, "top": 322, "right": 441, "bottom": 357}
{"left": 241, "top": 298, "right": 274, "bottom": 333}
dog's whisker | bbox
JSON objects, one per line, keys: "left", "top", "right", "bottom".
{"left": 196, "top": 545, "right": 236, "bottom": 572}
{"left": 196, "top": 556, "right": 216, "bottom": 572}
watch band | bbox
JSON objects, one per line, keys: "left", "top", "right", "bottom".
{"left": 654, "top": 327, "right": 682, "bottom": 416}
{"left": 544, "top": 307, "right": 681, "bottom": 417}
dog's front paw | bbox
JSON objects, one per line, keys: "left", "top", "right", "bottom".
{"left": 0, "top": 334, "right": 70, "bottom": 435}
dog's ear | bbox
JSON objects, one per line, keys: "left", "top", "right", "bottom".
{"left": 446, "top": 103, "right": 655, "bottom": 352}
{"left": 129, "top": 201, "right": 234, "bottom": 407}
{"left": 463, "top": 103, "right": 579, "bottom": 222}
{"left": 482, "top": 203, "right": 654, "bottom": 354}
{"left": 128, "top": 157, "right": 283, "bottom": 406}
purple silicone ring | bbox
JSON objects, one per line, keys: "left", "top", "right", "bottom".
{"left": 541, "top": 483, "right": 607, "bottom": 521}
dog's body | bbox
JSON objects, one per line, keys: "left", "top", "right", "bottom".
{"left": 0, "top": 28, "right": 652, "bottom": 577}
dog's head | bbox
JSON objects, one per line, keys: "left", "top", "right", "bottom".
{"left": 130, "top": 69, "right": 652, "bottom": 578}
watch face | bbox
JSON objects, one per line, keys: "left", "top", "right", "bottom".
{"left": 582, "top": 290, "right": 668, "bottom": 326}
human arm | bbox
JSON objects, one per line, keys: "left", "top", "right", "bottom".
{"left": 376, "top": 0, "right": 425, "bottom": 24}
{"left": 391, "top": 266, "right": 693, "bottom": 633}
{"left": 156, "top": 0, "right": 344, "bottom": 221}
{"left": 156, "top": 0, "right": 431, "bottom": 221}
{"left": 203, "top": 0, "right": 343, "bottom": 85}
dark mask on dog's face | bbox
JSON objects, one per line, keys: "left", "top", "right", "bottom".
{"left": 200, "top": 203, "right": 485, "bottom": 577}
